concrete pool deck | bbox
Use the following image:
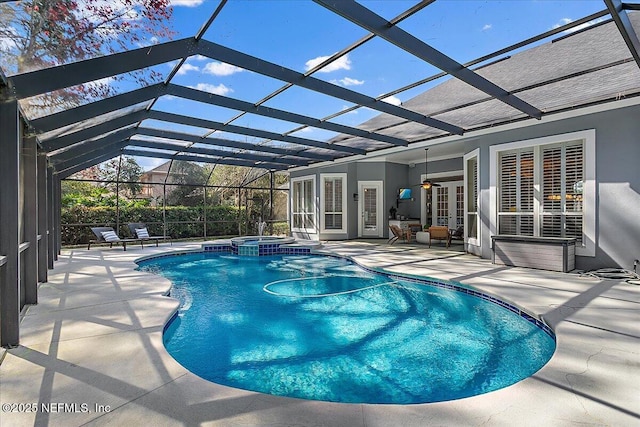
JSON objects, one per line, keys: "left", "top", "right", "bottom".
{"left": 1, "top": 241, "right": 638, "bottom": 426}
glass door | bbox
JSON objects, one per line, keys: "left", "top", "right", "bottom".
{"left": 432, "top": 181, "right": 464, "bottom": 230}
{"left": 358, "top": 181, "right": 383, "bottom": 237}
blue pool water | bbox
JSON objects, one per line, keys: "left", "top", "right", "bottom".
{"left": 138, "top": 252, "right": 555, "bottom": 404}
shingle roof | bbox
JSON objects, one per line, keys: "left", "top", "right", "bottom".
{"left": 1, "top": 3, "right": 638, "bottom": 174}
{"left": 327, "top": 12, "right": 640, "bottom": 149}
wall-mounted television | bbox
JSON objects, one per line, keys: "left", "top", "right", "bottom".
{"left": 398, "top": 188, "right": 412, "bottom": 200}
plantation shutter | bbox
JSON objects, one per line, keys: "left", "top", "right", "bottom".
{"left": 519, "top": 150, "right": 534, "bottom": 235}
{"left": 498, "top": 149, "right": 533, "bottom": 235}
{"left": 542, "top": 146, "right": 563, "bottom": 238}
{"left": 466, "top": 156, "right": 478, "bottom": 239}
{"left": 540, "top": 142, "right": 583, "bottom": 242}
{"left": 324, "top": 177, "right": 343, "bottom": 230}
{"left": 565, "top": 143, "right": 583, "bottom": 243}
{"left": 496, "top": 139, "right": 586, "bottom": 246}
{"left": 333, "top": 178, "right": 343, "bottom": 229}
{"left": 324, "top": 178, "right": 334, "bottom": 229}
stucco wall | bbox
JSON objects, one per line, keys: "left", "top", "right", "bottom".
{"left": 469, "top": 103, "right": 640, "bottom": 270}
{"left": 290, "top": 103, "right": 640, "bottom": 270}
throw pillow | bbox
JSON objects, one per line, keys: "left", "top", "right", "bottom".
{"left": 136, "top": 228, "right": 150, "bottom": 239}
{"left": 101, "top": 230, "right": 120, "bottom": 242}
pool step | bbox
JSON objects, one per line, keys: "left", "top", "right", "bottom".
{"left": 202, "top": 237, "right": 321, "bottom": 256}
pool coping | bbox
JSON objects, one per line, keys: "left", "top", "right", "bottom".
{"left": 1, "top": 241, "right": 638, "bottom": 426}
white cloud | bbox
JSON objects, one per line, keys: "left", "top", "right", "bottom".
{"left": 305, "top": 54, "right": 351, "bottom": 73}
{"left": 381, "top": 95, "right": 402, "bottom": 106}
{"left": 203, "top": 61, "right": 244, "bottom": 76}
{"left": 554, "top": 18, "right": 573, "bottom": 29}
{"left": 191, "top": 55, "right": 208, "bottom": 61}
{"left": 553, "top": 17, "right": 607, "bottom": 34}
{"left": 170, "top": 0, "right": 204, "bottom": 7}
{"left": 189, "top": 83, "right": 233, "bottom": 96}
{"left": 331, "top": 77, "right": 365, "bottom": 86}
{"left": 176, "top": 63, "right": 200, "bottom": 75}
{"left": 482, "top": 24, "right": 492, "bottom": 31}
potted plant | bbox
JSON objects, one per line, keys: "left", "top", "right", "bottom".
{"left": 389, "top": 206, "right": 397, "bottom": 219}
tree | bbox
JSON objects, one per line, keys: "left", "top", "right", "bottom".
{"left": 0, "top": 0, "right": 174, "bottom": 116}
{"left": 165, "top": 161, "right": 208, "bottom": 206}
{"left": 97, "top": 155, "right": 144, "bottom": 196}
{"left": 61, "top": 179, "right": 109, "bottom": 207}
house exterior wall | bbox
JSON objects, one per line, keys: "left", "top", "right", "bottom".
{"left": 469, "top": 103, "right": 640, "bottom": 271}
{"left": 406, "top": 157, "right": 463, "bottom": 220}
{"left": 291, "top": 162, "right": 404, "bottom": 240}
{"left": 290, "top": 103, "right": 640, "bottom": 271}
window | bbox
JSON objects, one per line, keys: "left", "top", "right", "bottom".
{"left": 540, "top": 142, "right": 584, "bottom": 242}
{"left": 490, "top": 130, "right": 595, "bottom": 256}
{"left": 320, "top": 173, "right": 347, "bottom": 233}
{"left": 291, "top": 175, "right": 316, "bottom": 232}
{"left": 464, "top": 149, "right": 480, "bottom": 243}
{"left": 498, "top": 148, "right": 534, "bottom": 236}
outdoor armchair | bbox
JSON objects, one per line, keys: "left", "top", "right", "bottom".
{"left": 388, "top": 225, "right": 407, "bottom": 245}
{"left": 428, "top": 226, "right": 450, "bottom": 248}
{"left": 449, "top": 226, "right": 464, "bottom": 245}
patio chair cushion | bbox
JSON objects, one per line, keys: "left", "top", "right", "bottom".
{"left": 101, "top": 230, "right": 120, "bottom": 242}
{"left": 135, "top": 227, "right": 150, "bottom": 239}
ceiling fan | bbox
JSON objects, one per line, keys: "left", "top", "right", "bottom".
{"left": 420, "top": 148, "right": 440, "bottom": 190}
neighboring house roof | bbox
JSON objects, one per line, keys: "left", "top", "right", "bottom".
{"left": 140, "top": 161, "right": 194, "bottom": 182}
{"left": 322, "top": 13, "right": 640, "bottom": 152}
{"left": 143, "top": 161, "right": 172, "bottom": 175}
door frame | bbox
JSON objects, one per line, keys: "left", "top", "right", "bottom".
{"left": 357, "top": 180, "right": 383, "bottom": 238}
{"left": 420, "top": 172, "right": 462, "bottom": 226}
{"left": 431, "top": 180, "right": 464, "bottom": 229}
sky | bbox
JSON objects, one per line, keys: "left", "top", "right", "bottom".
{"left": 132, "top": 0, "right": 604, "bottom": 170}
{"left": 3, "top": 0, "right": 609, "bottom": 171}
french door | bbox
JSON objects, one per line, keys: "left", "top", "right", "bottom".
{"left": 358, "top": 181, "right": 383, "bottom": 237}
{"left": 432, "top": 181, "right": 464, "bottom": 230}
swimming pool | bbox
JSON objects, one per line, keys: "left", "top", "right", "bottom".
{"left": 138, "top": 252, "right": 556, "bottom": 404}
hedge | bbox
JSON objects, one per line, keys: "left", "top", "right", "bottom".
{"left": 61, "top": 205, "right": 290, "bottom": 245}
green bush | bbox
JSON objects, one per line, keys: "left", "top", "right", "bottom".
{"left": 61, "top": 205, "right": 250, "bottom": 245}
{"left": 60, "top": 205, "right": 283, "bottom": 245}
{"left": 271, "top": 221, "right": 291, "bottom": 236}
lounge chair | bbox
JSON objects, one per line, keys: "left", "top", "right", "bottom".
{"left": 428, "top": 226, "right": 450, "bottom": 248}
{"left": 127, "top": 223, "right": 171, "bottom": 247}
{"left": 388, "top": 224, "right": 408, "bottom": 245}
{"left": 88, "top": 227, "right": 142, "bottom": 251}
